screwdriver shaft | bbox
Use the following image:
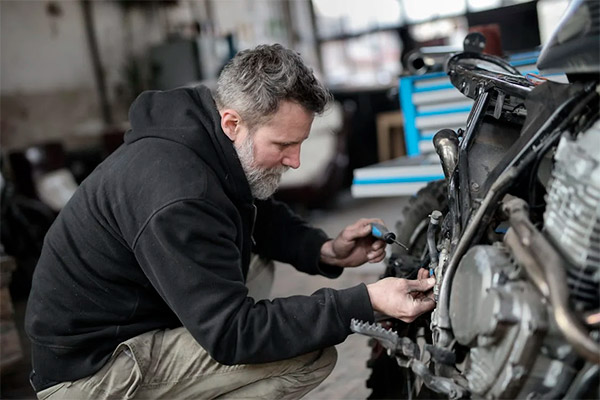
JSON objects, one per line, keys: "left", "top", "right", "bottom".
{"left": 392, "top": 239, "right": 409, "bottom": 251}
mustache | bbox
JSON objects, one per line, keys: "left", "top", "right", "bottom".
{"left": 263, "top": 165, "right": 289, "bottom": 176}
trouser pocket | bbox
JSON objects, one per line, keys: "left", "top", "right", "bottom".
{"left": 62, "top": 342, "right": 144, "bottom": 400}
{"left": 36, "top": 382, "right": 68, "bottom": 400}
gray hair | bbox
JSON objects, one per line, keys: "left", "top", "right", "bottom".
{"left": 214, "top": 44, "right": 332, "bottom": 130}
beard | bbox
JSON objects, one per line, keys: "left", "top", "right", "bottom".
{"left": 235, "top": 134, "right": 289, "bottom": 200}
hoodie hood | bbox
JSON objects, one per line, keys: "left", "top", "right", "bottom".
{"left": 125, "top": 85, "right": 252, "bottom": 205}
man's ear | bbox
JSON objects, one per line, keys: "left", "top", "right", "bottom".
{"left": 220, "top": 109, "right": 241, "bottom": 141}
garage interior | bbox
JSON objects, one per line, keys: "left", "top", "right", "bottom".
{"left": 2, "top": 0, "right": 595, "bottom": 399}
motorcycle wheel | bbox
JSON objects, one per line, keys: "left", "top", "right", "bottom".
{"left": 366, "top": 180, "right": 447, "bottom": 400}
{"left": 394, "top": 180, "right": 447, "bottom": 256}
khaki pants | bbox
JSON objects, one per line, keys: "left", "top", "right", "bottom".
{"left": 37, "top": 256, "right": 337, "bottom": 399}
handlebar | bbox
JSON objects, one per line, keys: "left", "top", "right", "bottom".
{"left": 446, "top": 52, "right": 535, "bottom": 100}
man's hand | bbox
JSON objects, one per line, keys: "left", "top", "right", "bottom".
{"left": 366, "top": 271, "right": 436, "bottom": 322}
{"left": 320, "top": 218, "right": 387, "bottom": 268}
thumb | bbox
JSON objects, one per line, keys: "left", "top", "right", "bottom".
{"left": 406, "top": 277, "right": 436, "bottom": 292}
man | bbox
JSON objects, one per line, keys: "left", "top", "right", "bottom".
{"left": 26, "top": 44, "right": 435, "bottom": 399}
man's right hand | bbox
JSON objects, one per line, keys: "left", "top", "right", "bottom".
{"left": 366, "top": 272, "right": 436, "bottom": 322}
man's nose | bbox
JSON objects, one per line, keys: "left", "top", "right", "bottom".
{"left": 282, "top": 146, "right": 301, "bottom": 169}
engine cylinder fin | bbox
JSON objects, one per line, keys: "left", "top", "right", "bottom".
{"left": 567, "top": 268, "right": 600, "bottom": 306}
{"left": 544, "top": 120, "right": 600, "bottom": 312}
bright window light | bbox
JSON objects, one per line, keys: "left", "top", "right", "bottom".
{"left": 467, "top": 0, "right": 502, "bottom": 12}
{"left": 403, "top": 0, "right": 466, "bottom": 22}
{"left": 314, "top": 0, "right": 402, "bottom": 37}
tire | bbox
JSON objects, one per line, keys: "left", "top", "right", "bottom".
{"left": 394, "top": 180, "right": 447, "bottom": 257}
{"left": 366, "top": 180, "right": 447, "bottom": 399}
{"left": 366, "top": 336, "right": 410, "bottom": 399}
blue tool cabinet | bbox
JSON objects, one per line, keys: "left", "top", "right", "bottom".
{"left": 400, "top": 72, "right": 473, "bottom": 156}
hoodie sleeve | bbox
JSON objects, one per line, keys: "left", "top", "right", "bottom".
{"left": 132, "top": 198, "right": 374, "bottom": 365}
{"left": 252, "top": 198, "right": 343, "bottom": 277}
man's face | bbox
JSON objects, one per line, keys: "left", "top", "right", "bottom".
{"left": 234, "top": 101, "right": 314, "bottom": 199}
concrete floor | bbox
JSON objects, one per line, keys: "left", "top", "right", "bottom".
{"left": 1, "top": 191, "right": 410, "bottom": 399}
{"left": 270, "top": 192, "right": 409, "bottom": 399}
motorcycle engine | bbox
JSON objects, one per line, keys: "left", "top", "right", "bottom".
{"left": 448, "top": 245, "right": 549, "bottom": 399}
{"left": 447, "top": 120, "right": 600, "bottom": 398}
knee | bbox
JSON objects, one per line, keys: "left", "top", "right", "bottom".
{"left": 310, "top": 346, "right": 337, "bottom": 379}
{"left": 320, "top": 346, "right": 338, "bottom": 372}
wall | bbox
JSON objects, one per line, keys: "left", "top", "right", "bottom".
{"left": 1, "top": 0, "right": 318, "bottom": 152}
{"left": 1, "top": 1, "right": 99, "bottom": 150}
{"left": 2, "top": 1, "right": 94, "bottom": 94}
{"left": 0, "top": 0, "right": 167, "bottom": 151}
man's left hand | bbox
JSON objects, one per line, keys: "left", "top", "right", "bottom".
{"left": 320, "top": 218, "right": 387, "bottom": 268}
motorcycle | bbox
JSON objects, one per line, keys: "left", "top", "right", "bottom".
{"left": 352, "top": 1, "right": 600, "bottom": 398}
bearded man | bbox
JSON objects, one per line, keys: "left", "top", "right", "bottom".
{"left": 25, "top": 44, "right": 435, "bottom": 399}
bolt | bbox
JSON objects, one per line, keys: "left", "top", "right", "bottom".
{"left": 471, "top": 182, "right": 480, "bottom": 191}
{"left": 556, "top": 344, "right": 571, "bottom": 359}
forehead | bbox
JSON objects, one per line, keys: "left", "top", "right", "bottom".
{"left": 257, "top": 101, "right": 314, "bottom": 141}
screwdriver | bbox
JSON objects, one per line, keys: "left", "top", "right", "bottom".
{"left": 370, "top": 223, "right": 408, "bottom": 250}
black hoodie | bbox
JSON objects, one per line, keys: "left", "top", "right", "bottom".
{"left": 25, "top": 86, "right": 374, "bottom": 391}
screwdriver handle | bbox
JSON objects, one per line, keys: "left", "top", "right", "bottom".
{"left": 370, "top": 223, "right": 396, "bottom": 244}
{"left": 370, "top": 223, "right": 409, "bottom": 250}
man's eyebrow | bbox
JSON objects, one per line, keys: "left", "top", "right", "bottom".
{"left": 276, "top": 140, "right": 303, "bottom": 146}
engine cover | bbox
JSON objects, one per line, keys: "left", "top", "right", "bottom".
{"left": 449, "top": 244, "right": 548, "bottom": 398}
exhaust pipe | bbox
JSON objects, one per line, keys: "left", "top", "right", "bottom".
{"left": 503, "top": 196, "right": 600, "bottom": 365}
{"left": 433, "top": 129, "right": 460, "bottom": 180}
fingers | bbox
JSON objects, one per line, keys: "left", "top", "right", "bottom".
{"left": 367, "top": 238, "right": 386, "bottom": 263}
{"left": 367, "top": 247, "right": 386, "bottom": 263}
{"left": 371, "top": 240, "right": 386, "bottom": 251}
{"left": 405, "top": 296, "right": 436, "bottom": 320}
{"left": 401, "top": 276, "right": 436, "bottom": 321}
{"left": 342, "top": 218, "right": 386, "bottom": 241}
{"left": 367, "top": 277, "right": 437, "bottom": 322}
{"left": 405, "top": 276, "right": 436, "bottom": 292}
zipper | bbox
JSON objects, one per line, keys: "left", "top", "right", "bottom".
{"left": 250, "top": 203, "right": 257, "bottom": 247}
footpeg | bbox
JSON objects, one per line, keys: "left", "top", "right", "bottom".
{"left": 351, "top": 319, "right": 469, "bottom": 399}
{"left": 350, "top": 319, "right": 419, "bottom": 362}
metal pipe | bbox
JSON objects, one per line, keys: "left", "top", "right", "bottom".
{"left": 427, "top": 210, "right": 443, "bottom": 274}
{"left": 405, "top": 46, "right": 461, "bottom": 75}
{"left": 448, "top": 176, "right": 462, "bottom": 245}
{"left": 454, "top": 65, "right": 534, "bottom": 99}
{"left": 80, "top": 0, "right": 113, "bottom": 126}
{"left": 433, "top": 129, "right": 459, "bottom": 181}
{"left": 458, "top": 91, "right": 490, "bottom": 229}
{"left": 446, "top": 52, "right": 532, "bottom": 100}
{"left": 503, "top": 197, "right": 600, "bottom": 364}
{"left": 434, "top": 240, "right": 450, "bottom": 303}
{"left": 504, "top": 230, "right": 549, "bottom": 298}
{"left": 564, "top": 363, "right": 599, "bottom": 400}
